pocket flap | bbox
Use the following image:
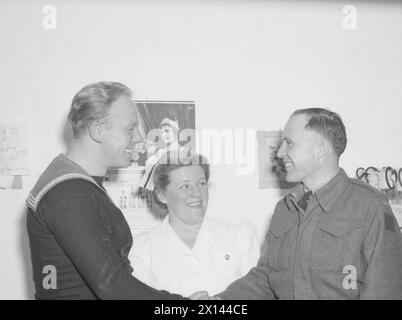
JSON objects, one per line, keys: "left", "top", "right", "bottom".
{"left": 270, "top": 219, "right": 295, "bottom": 238}
{"left": 317, "top": 218, "right": 363, "bottom": 237}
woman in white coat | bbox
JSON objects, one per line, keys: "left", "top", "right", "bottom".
{"left": 130, "top": 151, "right": 260, "bottom": 297}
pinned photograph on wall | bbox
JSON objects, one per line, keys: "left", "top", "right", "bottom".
{"left": 257, "top": 130, "right": 295, "bottom": 190}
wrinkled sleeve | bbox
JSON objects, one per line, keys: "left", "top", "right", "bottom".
{"left": 217, "top": 229, "right": 275, "bottom": 300}
{"left": 47, "top": 193, "right": 182, "bottom": 300}
{"left": 238, "top": 220, "right": 261, "bottom": 275}
{"left": 360, "top": 199, "right": 402, "bottom": 299}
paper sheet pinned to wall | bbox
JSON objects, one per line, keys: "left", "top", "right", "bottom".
{"left": 0, "top": 123, "right": 30, "bottom": 176}
{"left": 0, "top": 175, "right": 23, "bottom": 189}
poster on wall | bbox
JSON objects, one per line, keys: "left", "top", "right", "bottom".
{"left": 257, "top": 130, "right": 295, "bottom": 190}
{"left": 129, "top": 101, "right": 196, "bottom": 167}
{"left": 104, "top": 101, "right": 196, "bottom": 237}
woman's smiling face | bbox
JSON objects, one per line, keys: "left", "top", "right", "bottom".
{"left": 158, "top": 165, "right": 209, "bottom": 225}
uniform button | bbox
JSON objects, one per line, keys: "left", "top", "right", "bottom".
{"left": 225, "top": 254, "right": 230, "bottom": 260}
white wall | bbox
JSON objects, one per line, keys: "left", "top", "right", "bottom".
{"left": 1, "top": 0, "right": 401, "bottom": 299}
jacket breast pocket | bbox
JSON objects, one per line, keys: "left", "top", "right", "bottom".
{"left": 268, "top": 224, "right": 295, "bottom": 271}
{"left": 309, "top": 219, "right": 363, "bottom": 273}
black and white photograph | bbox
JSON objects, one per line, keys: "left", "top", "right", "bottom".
{"left": 131, "top": 101, "right": 195, "bottom": 167}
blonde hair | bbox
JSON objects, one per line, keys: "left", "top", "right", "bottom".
{"left": 68, "top": 81, "right": 132, "bottom": 138}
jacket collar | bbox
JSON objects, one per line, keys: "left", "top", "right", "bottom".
{"left": 314, "top": 168, "right": 348, "bottom": 213}
{"left": 285, "top": 168, "right": 348, "bottom": 213}
{"left": 27, "top": 154, "right": 109, "bottom": 212}
{"left": 162, "top": 216, "right": 211, "bottom": 254}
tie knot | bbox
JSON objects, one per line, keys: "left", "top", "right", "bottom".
{"left": 297, "top": 190, "right": 313, "bottom": 211}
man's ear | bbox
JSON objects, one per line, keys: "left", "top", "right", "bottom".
{"left": 316, "top": 135, "right": 331, "bottom": 160}
{"left": 87, "top": 120, "right": 103, "bottom": 143}
{"left": 155, "top": 189, "right": 168, "bottom": 204}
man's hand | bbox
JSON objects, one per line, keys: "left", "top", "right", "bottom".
{"left": 188, "top": 291, "right": 211, "bottom": 300}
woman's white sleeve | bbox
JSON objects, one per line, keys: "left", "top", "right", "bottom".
{"left": 130, "top": 234, "right": 156, "bottom": 288}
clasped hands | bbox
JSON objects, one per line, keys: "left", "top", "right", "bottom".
{"left": 188, "top": 291, "right": 222, "bottom": 300}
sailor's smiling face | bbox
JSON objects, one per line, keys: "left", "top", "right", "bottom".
{"left": 100, "top": 95, "right": 138, "bottom": 168}
{"left": 157, "top": 165, "right": 209, "bottom": 225}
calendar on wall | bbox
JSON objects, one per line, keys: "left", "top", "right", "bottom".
{"left": 103, "top": 167, "right": 162, "bottom": 237}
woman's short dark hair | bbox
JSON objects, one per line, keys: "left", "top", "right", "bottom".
{"left": 292, "top": 107, "right": 347, "bottom": 157}
{"left": 150, "top": 151, "right": 210, "bottom": 219}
